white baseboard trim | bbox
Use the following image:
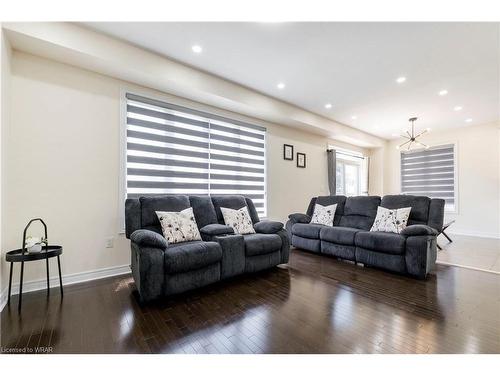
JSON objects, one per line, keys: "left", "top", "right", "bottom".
{"left": 445, "top": 230, "right": 500, "bottom": 239}
{"left": 0, "top": 264, "right": 131, "bottom": 312}
{"left": 436, "top": 260, "right": 500, "bottom": 275}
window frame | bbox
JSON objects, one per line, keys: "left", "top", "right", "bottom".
{"left": 118, "top": 88, "right": 268, "bottom": 232}
{"left": 399, "top": 141, "right": 459, "bottom": 214}
{"left": 331, "top": 147, "right": 365, "bottom": 197}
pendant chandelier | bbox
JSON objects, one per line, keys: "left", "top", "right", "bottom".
{"left": 396, "top": 117, "right": 430, "bottom": 150}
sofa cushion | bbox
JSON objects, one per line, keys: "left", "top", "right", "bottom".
{"left": 320, "top": 226, "right": 363, "bottom": 246}
{"left": 244, "top": 233, "right": 282, "bottom": 256}
{"left": 189, "top": 195, "right": 218, "bottom": 228}
{"left": 355, "top": 231, "right": 406, "bottom": 255}
{"left": 309, "top": 196, "right": 347, "bottom": 225}
{"left": 292, "top": 223, "right": 325, "bottom": 239}
{"left": 339, "top": 196, "right": 381, "bottom": 230}
{"left": 211, "top": 195, "right": 248, "bottom": 224}
{"left": 254, "top": 221, "right": 284, "bottom": 234}
{"left": 140, "top": 195, "right": 191, "bottom": 232}
{"left": 200, "top": 224, "right": 235, "bottom": 236}
{"left": 244, "top": 197, "right": 261, "bottom": 224}
{"left": 370, "top": 206, "right": 412, "bottom": 234}
{"left": 310, "top": 203, "right": 337, "bottom": 226}
{"left": 156, "top": 208, "right": 202, "bottom": 244}
{"left": 164, "top": 241, "right": 222, "bottom": 274}
{"left": 220, "top": 206, "right": 256, "bottom": 234}
{"left": 381, "top": 195, "right": 430, "bottom": 226}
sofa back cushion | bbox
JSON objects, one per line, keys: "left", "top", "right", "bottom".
{"left": 211, "top": 195, "right": 260, "bottom": 225}
{"left": 428, "top": 198, "right": 445, "bottom": 232}
{"left": 381, "top": 195, "right": 429, "bottom": 226}
{"left": 338, "top": 196, "right": 381, "bottom": 230}
{"left": 305, "top": 197, "right": 318, "bottom": 217}
{"left": 311, "top": 196, "right": 347, "bottom": 225}
{"left": 125, "top": 198, "right": 141, "bottom": 238}
{"left": 189, "top": 195, "right": 219, "bottom": 228}
{"left": 245, "top": 197, "right": 261, "bottom": 224}
{"left": 139, "top": 195, "right": 191, "bottom": 234}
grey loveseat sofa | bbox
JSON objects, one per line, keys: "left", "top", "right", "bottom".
{"left": 286, "top": 195, "right": 444, "bottom": 279}
{"left": 125, "top": 195, "right": 289, "bottom": 302}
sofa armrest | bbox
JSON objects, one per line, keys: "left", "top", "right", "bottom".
{"left": 130, "top": 229, "right": 168, "bottom": 250}
{"left": 254, "top": 221, "right": 284, "bottom": 234}
{"left": 288, "top": 213, "right": 311, "bottom": 224}
{"left": 401, "top": 224, "right": 438, "bottom": 237}
{"left": 200, "top": 224, "right": 235, "bottom": 236}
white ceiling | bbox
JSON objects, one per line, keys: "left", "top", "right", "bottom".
{"left": 84, "top": 22, "right": 499, "bottom": 139}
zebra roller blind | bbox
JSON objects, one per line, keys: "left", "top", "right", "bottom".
{"left": 125, "top": 93, "right": 267, "bottom": 216}
{"left": 400, "top": 144, "right": 455, "bottom": 210}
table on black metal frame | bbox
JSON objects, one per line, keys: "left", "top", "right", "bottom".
{"left": 6, "top": 246, "right": 63, "bottom": 310}
{"left": 437, "top": 220, "right": 456, "bottom": 250}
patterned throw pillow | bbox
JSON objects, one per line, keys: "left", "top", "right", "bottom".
{"left": 220, "top": 206, "right": 256, "bottom": 235}
{"left": 370, "top": 206, "right": 412, "bottom": 234}
{"left": 156, "top": 207, "right": 202, "bottom": 244}
{"left": 310, "top": 203, "right": 338, "bottom": 226}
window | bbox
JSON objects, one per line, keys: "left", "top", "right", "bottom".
{"left": 334, "top": 149, "right": 368, "bottom": 196}
{"left": 124, "top": 93, "right": 267, "bottom": 217}
{"left": 400, "top": 144, "right": 456, "bottom": 212}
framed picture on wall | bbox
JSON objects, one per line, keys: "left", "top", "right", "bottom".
{"left": 283, "top": 144, "right": 294, "bottom": 160}
{"left": 297, "top": 152, "right": 306, "bottom": 168}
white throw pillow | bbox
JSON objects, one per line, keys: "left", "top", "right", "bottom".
{"left": 220, "top": 206, "right": 256, "bottom": 234}
{"left": 310, "top": 203, "right": 338, "bottom": 226}
{"left": 156, "top": 207, "right": 202, "bottom": 244}
{"left": 370, "top": 206, "right": 412, "bottom": 234}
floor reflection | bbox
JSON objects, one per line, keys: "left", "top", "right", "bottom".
{"left": 2, "top": 250, "right": 499, "bottom": 354}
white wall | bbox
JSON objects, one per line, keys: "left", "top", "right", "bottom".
{"left": 384, "top": 122, "right": 500, "bottom": 238}
{"left": 367, "top": 145, "right": 386, "bottom": 196}
{"left": 2, "top": 51, "right": 376, "bottom": 287}
{"left": 0, "top": 26, "right": 12, "bottom": 295}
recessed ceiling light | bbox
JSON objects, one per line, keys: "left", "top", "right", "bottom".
{"left": 191, "top": 45, "right": 203, "bottom": 53}
{"left": 351, "top": 115, "right": 357, "bottom": 120}
{"left": 396, "top": 76, "right": 406, "bottom": 83}
{"left": 453, "top": 106, "right": 463, "bottom": 111}
{"left": 325, "top": 103, "right": 332, "bottom": 109}
{"left": 277, "top": 82, "right": 285, "bottom": 90}
{"left": 438, "top": 90, "right": 448, "bottom": 96}
{"left": 465, "top": 118, "right": 473, "bottom": 123}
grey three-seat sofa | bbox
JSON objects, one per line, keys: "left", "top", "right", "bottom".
{"left": 286, "top": 194, "right": 445, "bottom": 279}
{"left": 125, "top": 194, "right": 289, "bottom": 302}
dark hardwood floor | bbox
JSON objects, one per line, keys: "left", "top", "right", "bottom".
{"left": 1, "top": 249, "right": 499, "bottom": 354}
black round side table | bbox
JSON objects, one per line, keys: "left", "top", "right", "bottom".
{"left": 6, "top": 245, "right": 63, "bottom": 310}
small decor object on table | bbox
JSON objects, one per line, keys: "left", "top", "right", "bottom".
{"left": 283, "top": 144, "right": 294, "bottom": 160}
{"left": 5, "top": 218, "right": 63, "bottom": 311}
{"left": 297, "top": 152, "right": 306, "bottom": 168}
